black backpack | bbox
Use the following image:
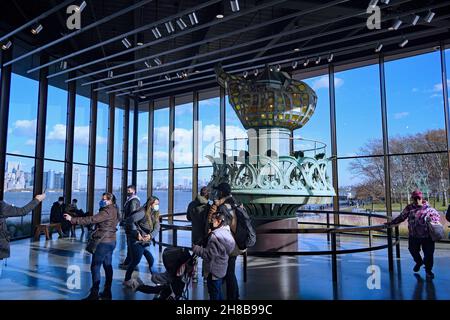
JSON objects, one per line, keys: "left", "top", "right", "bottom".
{"left": 223, "top": 200, "right": 256, "bottom": 250}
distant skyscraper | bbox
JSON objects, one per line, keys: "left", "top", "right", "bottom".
{"left": 47, "top": 170, "right": 55, "bottom": 189}
{"left": 6, "top": 161, "right": 19, "bottom": 173}
{"left": 73, "top": 167, "right": 80, "bottom": 191}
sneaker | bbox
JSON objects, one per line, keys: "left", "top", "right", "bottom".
{"left": 99, "top": 288, "right": 112, "bottom": 300}
{"left": 426, "top": 271, "right": 435, "bottom": 279}
{"left": 413, "top": 262, "right": 423, "bottom": 273}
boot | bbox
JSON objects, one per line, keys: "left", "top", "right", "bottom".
{"left": 82, "top": 287, "right": 99, "bottom": 300}
{"left": 99, "top": 287, "right": 112, "bottom": 300}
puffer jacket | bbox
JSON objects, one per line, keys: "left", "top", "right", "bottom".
{"left": 122, "top": 196, "right": 140, "bottom": 223}
{"left": 193, "top": 225, "right": 236, "bottom": 279}
{"left": 187, "top": 195, "right": 209, "bottom": 245}
{"left": 125, "top": 206, "right": 160, "bottom": 242}
{"left": 0, "top": 199, "right": 40, "bottom": 259}
{"left": 71, "top": 204, "right": 119, "bottom": 243}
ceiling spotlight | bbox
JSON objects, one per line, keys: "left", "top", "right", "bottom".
{"left": 75, "top": 1, "right": 87, "bottom": 12}
{"left": 424, "top": 11, "right": 435, "bottom": 23}
{"left": 253, "top": 68, "right": 258, "bottom": 76}
{"left": 136, "top": 34, "right": 144, "bottom": 46}
{"left": 182, "top": 71, "right": 188, "bottom": 78}
{"left": 152, "top": 27, "right": 162, "bottom": 39}
{"left": 327, "top": 53, "right": 334, "bottom": 63}
{"left": 230, "top": 0, "right": 240, "bottom": 12}
{"left": 292, "top": 61, "right": 298, "bottom": 69}
{"left": 243, "top": 70, "right": 248, "bottom": 78}
{"left": 144, "top": 60, "right": 151, "bottom": 68}
{"left": 108, "top": 70, "right": 114, "bottom": 78}
{"left": 303, "top": 59, "right": 310, "bottom": 67}
{"left": 195, "top": 70, "right": 200, "bottom": 73}
{"left": 216, "top": 14, "right": 224, "bottom": 19}
{"left": 60, "top": 60, "right": 67, "bottom": 70}
{"left": 188, "top": 12, "right": 199, "bottom": 25}
{"left": 176, "top": 18, "right": 188, "bottom": 30}
{"left": 399, "top": 38, "right": 409, "bottom": 48}
{"left": 380, "top": 0, "right": 390, "bottom": 4}
{"left": 275, "top": 64, "right": 281, "bottom": 72}
{"left": 375, "top": 43, "right": 383, "bottom": 52}
{"left": 138, "top": 80, "right": 143, "bottom": 87}
{"left": 31, "top": 23, "right": 43, "bottom": 35}
{"left": 315, "top": 57, "right": 321, "bottom": 64}
{"left": 294, "top": 48, "right": 300, "bottom": 52}
{"left": 368, "top": 0, "right": 378, "bottom": 8}
{"left": 165, "top": 74, "right": 171, "bottom": 81}
{"left": 165, "top": 21, "right": 175, "bottom": 33}
{"left": 153, "top": 58, "right": 162, "bottom": 66}
{"left": 176, "top": 72, "right": 182, "bottom": 79}
{"left": 121, "top": 37, "right": 132, "bottom": 48}
{"left": 139, "top": 95, "right": 146, "bottom": 99}
{"left": 269, "top": 66, "right": 274, "bottom": 72}
{"left": 389, "top": 19, "right": 403, "bottom": 31}
{"left": 411, "top": 14, "right": 420, "bottom": 26}
{"left": 1, "top": 40, "right": 12, "bottom": 50}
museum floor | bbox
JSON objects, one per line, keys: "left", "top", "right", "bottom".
{"left": 0, "top": 229, "right": 449, "bottom": 300}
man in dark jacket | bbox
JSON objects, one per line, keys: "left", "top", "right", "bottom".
{"left": 50, "top": 196, "right": 69, "bottom": 236}
{"left": 0, "top": 194, "right": 46, "bottom": 260}
{"left": 119, "top": 185, "right": 140, "bottom": 269}
{"left": 187, "top": 186, "right": 210, "bottom": 282}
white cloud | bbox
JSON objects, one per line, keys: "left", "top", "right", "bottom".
{"left": 432, "top": 79, "right": 450, "bottom": 92}
{"left": 393, "top": 112, "right": 409, "bottom": 120}
{"left": 311, "top": 76, "right": 343, "bottom": 91}
{"left": 11, "top": 119, "right": 37, "bottom": 137}
{"left": 47, "top": 124, "right": 106, "bottom": 145}
{"left": 47, "top": 124, "right": 66, "bottom": 142}
{"left": 25, "top": 139, "right": 35, "bottom": 146}
{"left": 153, "top": 150, "right": 168, "bottom": 160}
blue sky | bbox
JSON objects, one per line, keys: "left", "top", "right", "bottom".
{"left": 5, "top": 49, "right": 450, "bottom": 192}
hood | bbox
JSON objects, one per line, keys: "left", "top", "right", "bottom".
{"left": 212, "top": 225, "right": 235, "bottom": 254}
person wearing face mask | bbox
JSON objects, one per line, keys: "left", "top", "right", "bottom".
{"left": 187, "top": 186, "right": 211, "bottom": 283}
{"left": 50, "top": 196, "right": 69, "bottom": 237}
{"left": 385, "top": 190, "right": 441, "bottom": 279}
{"left": 119, "top": 185, "right": 141, "bottom": 270}
{"left": 64, "top": 192, "right": 119, "bottom": 300}
{"left": 192, "top": 211, "right": 235, "bottom": 300}
{"left": 123, "top": 196, "right": 160, "bottom": 288}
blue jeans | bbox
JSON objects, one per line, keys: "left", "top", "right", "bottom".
{"left": 207, "top": 274, "right": 223, "bottom": 300}
{"left": 124, "top": 241, "right": 154, "bottom": 281}
{"left": 91, "top": 241, "right": 116, "bottom": 290}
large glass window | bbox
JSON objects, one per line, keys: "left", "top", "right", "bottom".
{"left": 174, "top": 96, "right": 193, "bottom": 168}
{"left": 386, "top": 51, "right": 446, "bottom": 153}
{"left": 74, "top": 94, "right": 91, "bottom": 164}
{"left": 173, "top": 168, "right": 192, "bottom": 214}
{"left": 334, "top": 64, "right": 382, "bottom": 157}
{"left": 198, "top": 166, "right": 213, "bottom": 190}
{"left": 3, "top": 155, "right": 35, "bottom": 238}
{"left": 199, "top": 92, "right": 220, "bottom": 166}
{"left": 7, "top": 73, "right": 38, "bottom": 157}
{"left": 93, "top": 167, "right": 107, "bottom": 213}
{"left": 152, "top": 170, "right": 168, "bottom": 214}
{"left": 72, "top": 164, "right": 88, "bottom": 212}
{"left": 96, "top": 102, "right": 109, "bottom": 166}
{"left": 113, "top": 169, "right": 123, "bottom": 209}
{"left": 138, "top": 109, "right": 149, "bottom": 170}
{"left": 137, "top": 171, "right": 148, "bottom": 201}
{"left": 225, "top": 96, "right": 247, "bottom": 152}
{"left": 45, "top": 85, "right": 67, "bottom": 160}
{"left": 153, "top": 107, "right": 170, "bottom": 169}
{"left": 114, "top": 108, "right": 124, "bottom": 169}
{"left": 42, "top": 160, "right": 65, "bottom": 223}
{"left": 129, "top": 107, "right": 134, "bottom": 170}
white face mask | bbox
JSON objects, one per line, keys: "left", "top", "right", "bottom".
{"left": 208, "top": 200, "right": 214, "bottom": 206}
{"left": 152, "top": 204, "right": 160, "bottom": 212}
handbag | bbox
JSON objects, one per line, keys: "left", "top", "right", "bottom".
{"left": 85, "top": 229, "right": 105, "bottom": 254}
{"left": 427, "top": 217, "right": 445, "bottom": 242}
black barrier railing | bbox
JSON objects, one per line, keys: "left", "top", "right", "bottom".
{"left": 155, "top": 210, "right": 405, "bottom": 284}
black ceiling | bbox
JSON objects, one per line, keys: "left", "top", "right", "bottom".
{"left": 1, "top": 0, "right": 449, "bottom": 105}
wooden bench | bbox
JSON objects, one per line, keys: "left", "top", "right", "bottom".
{"left": 33, "top": 223, "right": 63, "bottom": 241}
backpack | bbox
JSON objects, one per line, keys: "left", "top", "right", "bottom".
{"left": 222, "top": 200, "right": 256, "bottom": 250}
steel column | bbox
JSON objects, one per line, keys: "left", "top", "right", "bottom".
{"left": 147, "top": 101, "right": 154, "bottom": 197}
{"left": 192, "top": 91, "right": 199, "bottom": 199}
{"left": 32, "top": 55, "right": 49, "bottom": 229}
{"left": 0, "top": 50, "right": 12, "bottom": 200}
{"left": 220, "top": 87, "right": 226, "bottom": 160}
{"left": 87, "top": 85, "right": 98, "bottom": 215}
{"left": 122, "top": 98, "right": 130, "bottom": 209}
{"left": 107, "top": 93, "right": 115, "bottom": 193}
{"left": 168, "top": 96, "right": 175, "bottom": 221}
{"left": 132, "top": 97, "right": 138, "bottom": 186}
{"left": 64, "top": 73, "right": 76, "bottom": 204}
{"left": 440, "top": 44, "right": 450, "bottom": 186}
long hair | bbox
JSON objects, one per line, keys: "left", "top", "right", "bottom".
{"left": 144, "top": 196, "right": 160, "bottom": 228}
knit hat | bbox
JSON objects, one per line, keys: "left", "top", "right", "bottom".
{"left": 411, "top": 189, "right": 423, "bottom": 199}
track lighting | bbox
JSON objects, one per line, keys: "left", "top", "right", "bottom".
{"left": 31, "top": 23, "right": 43, "bottom": 35}
{"left": 153, "top": 58, "right": 162, "bottom": 66}
{"left": 380, "top": 0, "right": 390, "bottom": 4}
{"left": 375, "top": 43, "right": 383, "bottom": 52}
{"left": 136, "top": 34, "right": 144, "bottom": 46}
{"left": 138, "top": 80, "right": 143, "bottom": 87}
{"left": 327, "top": 53, "right": 334, "bottom": 63}
{"left": 165, "top": 21, "right": 175, "bottom": 33}
{"left": 389, "top": 19, "right": 403, "bottom": 31}
{"left": 243, "top": 70, "right": 248, "bottom": 78}
{"left": 188, "top": 12, "right": 199, "bottom": 25}
{"left": 315, "top": 56, "right": 321, "bottom": 64}
{"left": 121, "top": 37, "right": 132, "bottom": 48}
{"left": 294, "top": 48, "right": 300, "bottom": 52}
{"left": 176, "top": 18, "right": 187, "bottom": 30}
{"left": 411, "top": 15, "right": 420, "bottom": 26}
{"left": 152, "top": 27, "right": 162, "bottom": 39}
{"left": 291, "top": 61, "right": 298, "bottom": 69}
{"left": 275, "top": 64, "right": 281, "bottom": 72}
{"left": 399, "top": 38, "right": 409, "bottom": 48}
{"left": 1, "top": 40, "right": 12, "bottom": 50}
{"left": 176, "top": 72, "right": 182, "bottom": 79}
{"left": 303, "top": 59, "right": 310, "bottom": 67}
{"left": 139, "top": 95, "right": 146, "bottom": 99}
{"left": 253, "top": 69, "right": 258, "bottom": 76}
{"left": 108, "top": 70, "right": 114, "bottom": 78}
{"left": 165, "top": 75, "right": 171, "bottom": 81}
{"left": 182, "top": 71, "right": 188, "bottom": 78}
{"left": 60, "top": 60, "right": 67, "bottom": 70}
{"left": 75, "top": 1, "right": 87, "bottom": 12}
{"left": 144, "top": 60, "right": 151, "bottom": 68}
{"left": 216, "top": 14, "right": 224, "bottom": 19}
{"left": 230, "top": 0, "right": 240, "bottom": 12}
{"left": 424, "top": 11, "right": 435, "bottom": 23}
{"left": 368, "top": 0, "right": 378, "bottom": 8}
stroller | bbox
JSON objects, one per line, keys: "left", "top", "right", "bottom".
{"left": 136, "top": 247, "right": 197, "bottom": 300}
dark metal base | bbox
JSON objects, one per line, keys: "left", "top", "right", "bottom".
{"left": 249, "top": 217, "right": 298, "bottom": 253}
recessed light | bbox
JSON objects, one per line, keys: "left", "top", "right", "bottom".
{"left": 216, "top": 14, "right": 224, "bottom": 19}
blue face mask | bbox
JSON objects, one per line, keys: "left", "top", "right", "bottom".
{"left": 99, "top": 200, "right": 108, "bottom": 208}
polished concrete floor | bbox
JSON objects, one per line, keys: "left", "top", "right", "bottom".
{"left": 0, "top": 228, "right": 449, "bottom": 300}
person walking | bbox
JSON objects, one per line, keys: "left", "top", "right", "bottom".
{"left": 64, "top": 192, "right": 119, "bottom": 300}
{"left": 123, "top": 196, "right": 160, "bottom": 288}
{"left": 385, "top": 189, "right": 441, "bottom": 279}
{"left": 193, "top": 211, "right": 235, "bottom": 300}
{"left": 119, "top": 185, "right": 140, "bottom": 270}
{"left": 1, "top": 194, "right": 46, "bottom": 261}
{"left": 187, "top": 186, "right": 211, "bottom": 282}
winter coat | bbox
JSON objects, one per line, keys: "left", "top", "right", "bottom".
{"left": 187, "top": 195, "right": 209, "bottom": 245}
{"left": 125, "top": 206, "right": 160, "bottom": 243}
